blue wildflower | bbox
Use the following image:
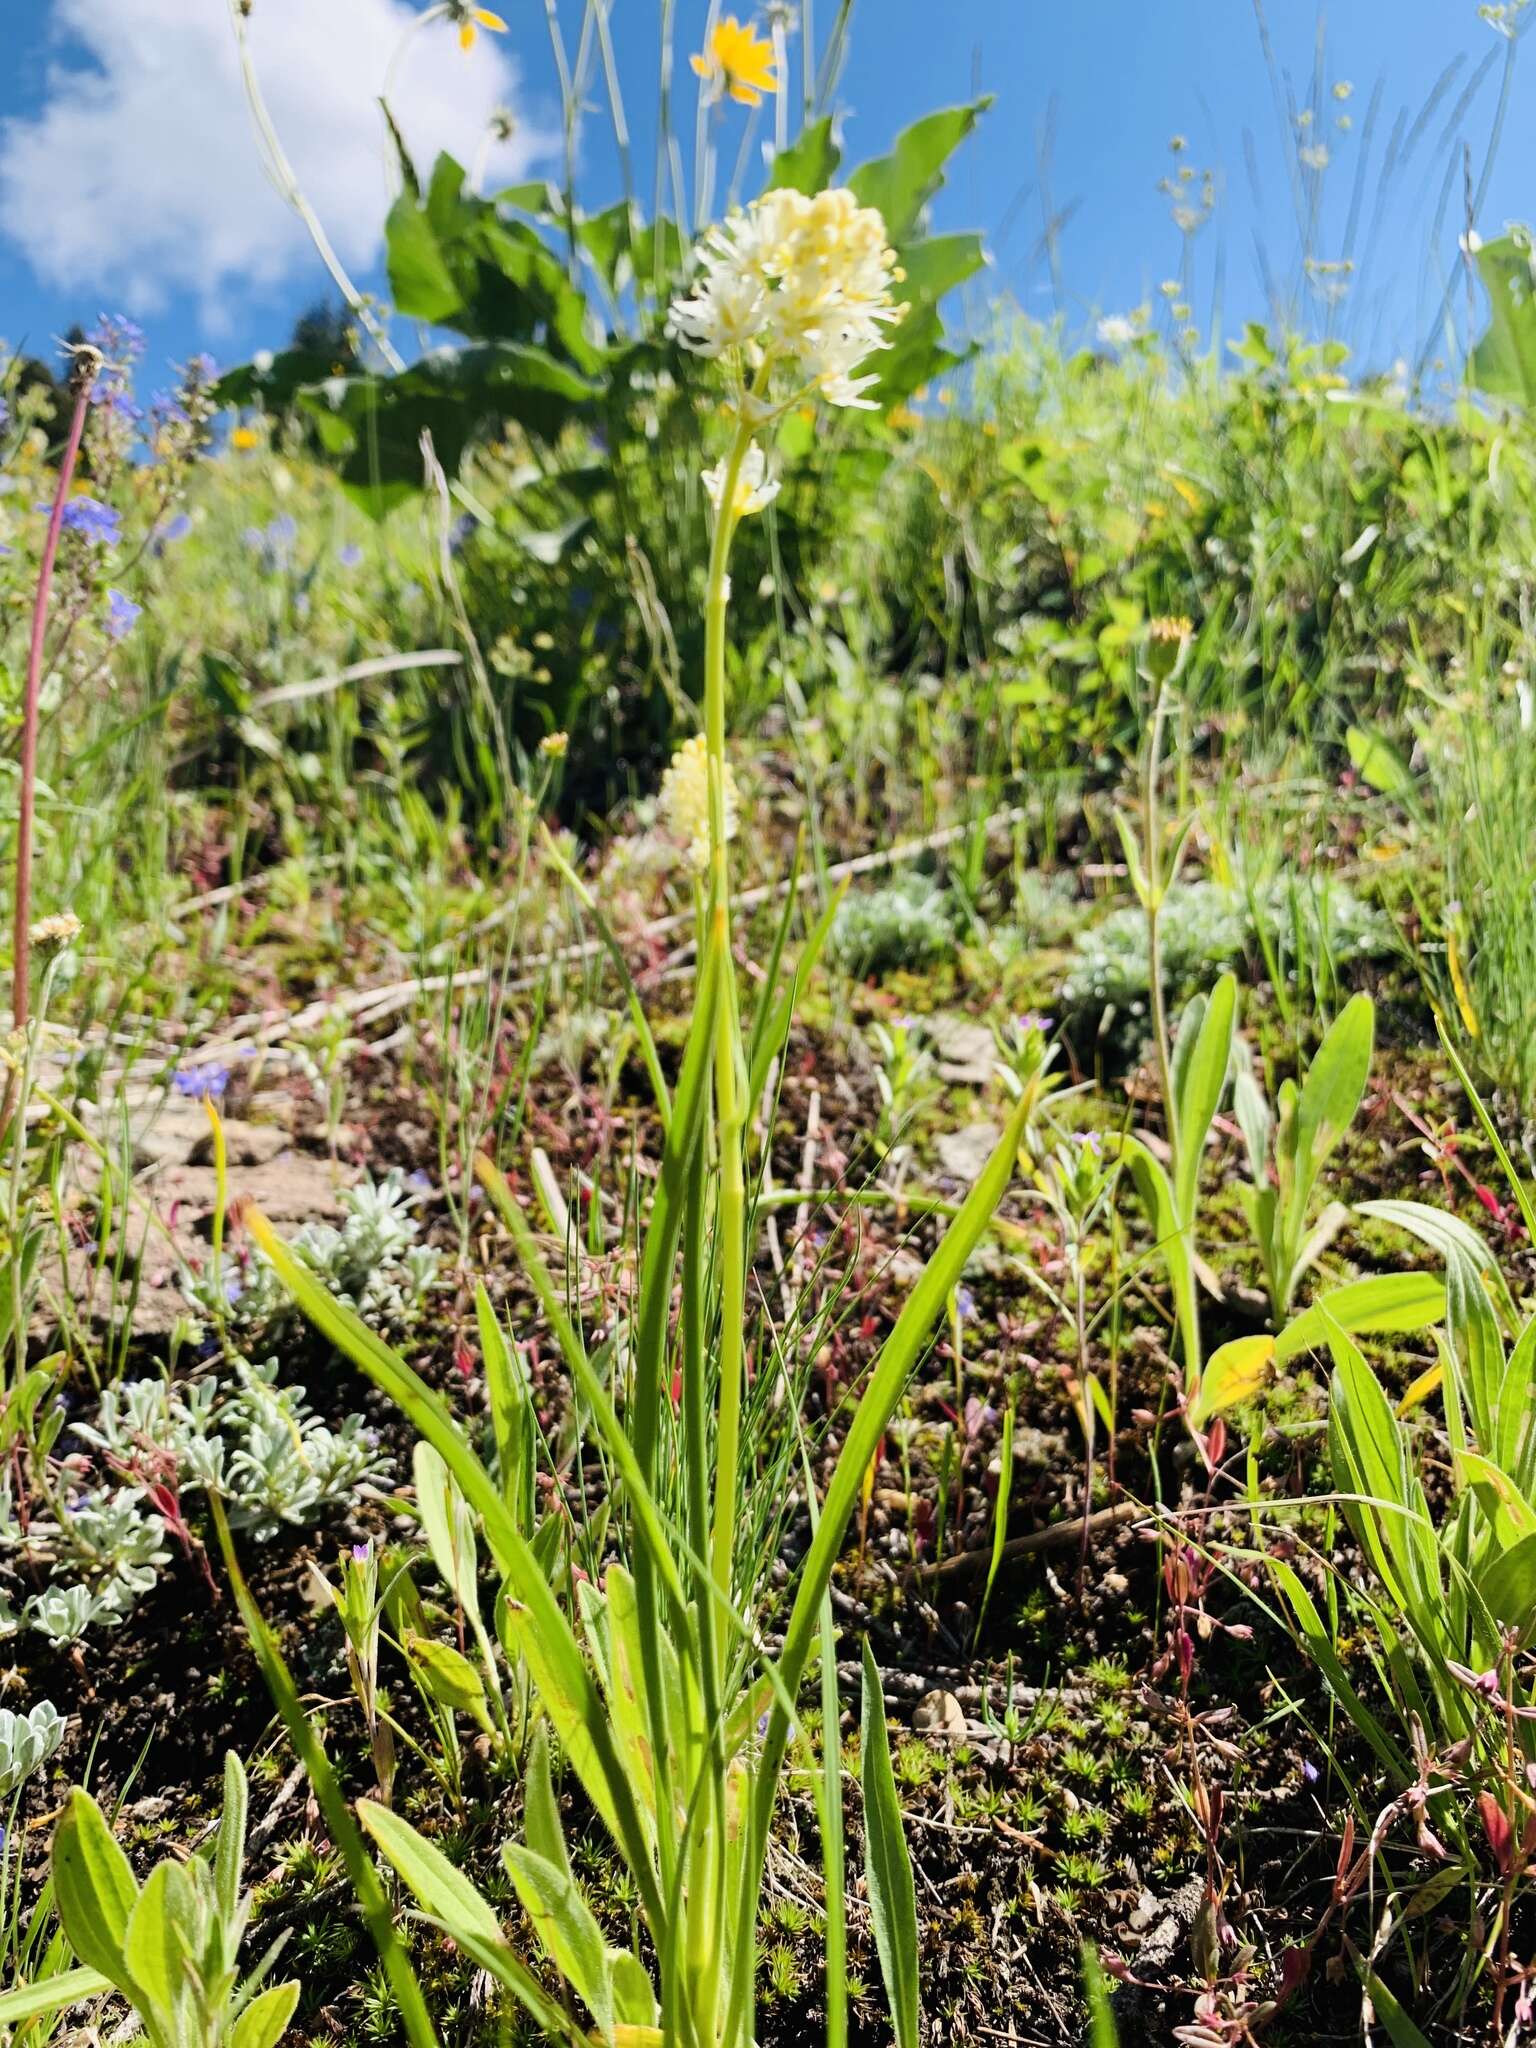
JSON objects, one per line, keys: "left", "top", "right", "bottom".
{"left": 88, "top": 313, "right": 145, "bottom": 361}
{"left": 152, "top": 512, "right": 192, "bottom": 556}
{"left": 172, "top": 1063, "right": 230, "bottom": 1101}
{"left": 58, "top": 496, "right": 120, "bottom": 547}
{"left": 337, "top": 543, "right": 363, "bottom": 569}
{"left": 105, "top": 588, "right": 142, "bottom": 642}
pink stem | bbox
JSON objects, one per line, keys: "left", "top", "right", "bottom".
{"left": 13, "top": 355, "right": 98, "bottom": 1033}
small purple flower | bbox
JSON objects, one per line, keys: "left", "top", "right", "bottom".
{"left": 954, "top": 1285, "right": 977, "bottom": 1322}
{"left": 88, "top": 313, "right": 145, "bottom": 361}
{"left": 352, "top": 1541, "right": 372, "bottom": 1564}
{"left": 1016, "top": 1011, "right": 1051, "bottom": 1036}
{"left": 172, "top": 1063, "right": 230, "bottom": 1101}
{"left": 338, "top": 542, "right": 363, "bottom": 569}
{"left": 58, "top": 496, "right": 121, "bottom": 547}
{"left": 185, "top": 352, "right": 218, "bottom": 387}
{"left": 268, "top": 514, "right": 297, "bottom": 546}
{"left": 105, "top": 588, "right": 141, "bottom": 642}
{"left": 152, "top": 513, "right": 192, "bottom": 556}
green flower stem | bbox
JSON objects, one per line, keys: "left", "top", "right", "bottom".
{"left": 1143, "top": 678, "right": 1177, "bottom": 1173}
{"left": 702, "top": 417, "right": 755, "bottom": 1668}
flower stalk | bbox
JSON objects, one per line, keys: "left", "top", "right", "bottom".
{"left": 13, "top": 350, "right": 100, "bottom": 1039}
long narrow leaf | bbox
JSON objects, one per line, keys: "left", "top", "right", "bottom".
{"left": 860, "top": 1642, "right": 920, "bottom": 2048}
{"left": 208, "top": 1494, "right": 441, "bottom": 2048}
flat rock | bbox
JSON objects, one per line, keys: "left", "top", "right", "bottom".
{"left": 925, "top": 1015, "right": 996, "bottom": 1086}
{"left": 934, "top": 1121, "right": 1003, "bottom": 1184}
{"left": 188, "top": 1119, "right": 291, "bottom": 1168}
{"left": 51, "top": 1154, "right": 346, "bottom": 1344}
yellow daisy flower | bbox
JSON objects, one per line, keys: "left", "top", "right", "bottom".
{"left": 456, "top": 6, "right": 506, "bottom": 51}
{"left": 230, "top": 425, "right": 261, "bottom": 453}
{"left": 691, "top": 15, "right": 778, "bottom": 107}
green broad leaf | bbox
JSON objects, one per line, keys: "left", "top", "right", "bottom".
{"left": 847, "top": 99, "right": 992, "bottom": 240}
{"left": 523, "top": 1724, "right": 574, "bottom": 1884}
{"left": 1328, "top": 1333, "right": 1437, "bottom": 1620}
{"left": 413, "top": 1440, "right": 481, "bottom": 1618}
{"left": 476, "top": 1281, "right": 533, "bottom": 1528}
{"left": 860, "top": 1642, "right": 920, "bottom": 2048}
{"left": 230, "top": 1981, "right": 302, "bottom": 2048}
{"left": 52, "top": 1789, "right": 139, "bottom": 1988}
{"left": 1346, "top": 725, "right": 1414, "bottom": 795}
{"left": 976, "top": 1402, "right": 1015, "bottom": 1637}
{"left": 1189, "top": 1336, "right": 1277, "bottom": 1429}
{"left": 1445, "top": 1241, "right": 1506, "bottom": 1454}
{"left": 358, "top": 1801, "right": 507, "bottom": 1953}
{"left": 576, "top": 199, "right": 636, "bottom": 294}
{"left": 119, "top": 1860, "right": 186, "bottom": 2033}
{"left": 591, "top": 1564, "right": 662, "bottom": 1836}
{"left": 1469, "top": 232, "right": 1536, "bottom": 407}
{"left": 503, "top": 1842, "right": 613, "bottom": 2034}
{"left": 1474, "top": 1530, "right": 1536, "bottom": 1644}
{"left": 608, "top": 1947, "right": 658, "bottom": 2028}
{"left": 1290, "top": 994, "right": 1373, "bottom": 1204}
{"left": 0, "top": 1968, "right": 113, "bottom": 2025}
{"left": 405, "top": 1634, "right": 494, "bottom": 1732}
{"left": 214, "top": 1750, "right": 248, "bottom": 1928}
{"left": 767, "top": 115, "right": 841, "bottom": 194}
{"left": 1174, "top": 972, "right": 1237, "bottom": 1229}
{"left": 1355, "top": 1200, "right": 1517, "bottom": 1327}
{"left": 1355, "top": 1958, "right": 1434, "bottom": 2048}
{"left": 1274, "top": 1272, "right": 1447, "bottom": 1365}
{"left": 1119, "top": 1135, "right": 1199, "bottom": 1382}
{"left": 493, "top": 179, "right": 562, "bottom": 215}
{"left": 385, "top": 190, "right": 464, "bottom": 323}
{"left": 1110, "top": 807, "right": 1149, "bottom": 905}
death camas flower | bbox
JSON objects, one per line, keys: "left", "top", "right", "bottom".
{"left": 668, "top": 186, "right": 906, "bottom": 414}
{"left": 661, "top": 734, "right": 739, "bottom": 872}
{"left": 702, "top": 441, "right": 780, "bottom": 519}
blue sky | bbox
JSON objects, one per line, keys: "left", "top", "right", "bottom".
{"left": 0, "top": 1, "right": 1529, "bottom": 386}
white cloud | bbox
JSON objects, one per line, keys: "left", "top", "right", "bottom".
{"left": 0, "top": 0, "right": 544, "bottom": 321}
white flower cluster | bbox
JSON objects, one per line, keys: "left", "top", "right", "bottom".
{"left": 668, "top": 186, "right": 906, "bottom": 411}
{"left": 661, "top": 733, "right": 739, "bottom": 872}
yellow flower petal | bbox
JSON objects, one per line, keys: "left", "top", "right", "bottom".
{"left": 459, "top": 20, "right": 475, "bottom": 48}
{"left": 693, "top": 15, "right": 778, "bottom": 102}
{"left": 473, "top": 8, "right": 506, "bottom": 29}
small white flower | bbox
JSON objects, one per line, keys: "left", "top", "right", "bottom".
{"left": 702, "top": 441, "right": 781, "bottom": 519}
{"left": 1095, "top": 315, "right": 1138, "bottom": 349}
